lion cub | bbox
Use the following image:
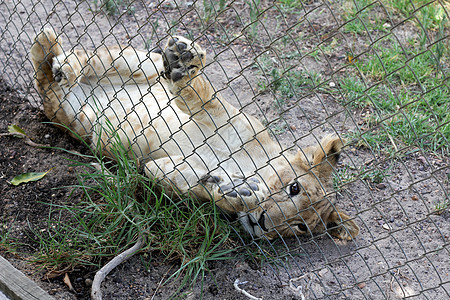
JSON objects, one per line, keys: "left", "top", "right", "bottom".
{"left": 31, "top": 28, "right": 359, "bottom": 240}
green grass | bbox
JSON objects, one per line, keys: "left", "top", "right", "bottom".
{"left": 342, "top": 0, "right": 389, "bottom": 34}
{"left": 256, "top": 0, "right": 449, "bottom": 154}
{"left": 338, "top": 29, "right": 449, "bottom": 153}
{"left": 333, "top": 162, "right": 392, "bottom": 188}
{"left": 201, "top": 0, "right": 227, "bottom": 22}
{"left": 245, "top": 0, "right": 262, "bottom": 39}
{"left": 257, "top": 58, "right": 324, "bottom": 109}
{"left": 22, "top": 123, "right": 236, "bottom": 296}
{"left": 93, "top": 0, "right": 134, "bottom": 16}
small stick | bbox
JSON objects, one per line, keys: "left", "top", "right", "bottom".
{"left": 289, "top": 274, "right": 309, "bottom": 300}
{"left": 387, "top": 133, "right": 398, "bottom": 152}
{"left": 150, "top": 265, "right": 174, "bottom": 300}
{"left": 233, "top": 279, "right": 262, "bottom": 300}
{"left": 0, "top": 132, "right": 49, "bottom": 148}
{"left": 91, "top": 236, "right": 144, "bottom": 300}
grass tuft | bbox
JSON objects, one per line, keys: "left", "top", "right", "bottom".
{"left": 27, "top": 121, "right": 236, "bottom": 295}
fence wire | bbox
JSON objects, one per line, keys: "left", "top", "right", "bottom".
{"left": 0, "top": 0, "right": 449, "bottom": 299}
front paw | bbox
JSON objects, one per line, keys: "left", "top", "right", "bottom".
{"left": 161, "top": 36, "right": 205, "bottom": 82}
{"left": 202, "top": 175, "right": 266, "bottom": 212}
{"left": 328, "top": 218, "right": 360, "bottom": 241}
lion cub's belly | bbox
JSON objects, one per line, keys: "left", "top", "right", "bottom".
{"left": 74, "top": 82, "right": 206, "bottom": 161}
{"left": 69, "top": 80, "right": 257, "bottom": 175}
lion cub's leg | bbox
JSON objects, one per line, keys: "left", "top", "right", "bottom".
{"left": 145, "top": 158, "right": 266, "bottom": 213}
{"left": 197, "top": 174, "right": 267, "bottom": 213}
{"left": 31, "top": 28, "right": 74, "bottom": 127}
{"left": 31, "top": 28, "right": 63, "bottom": 94}
{"left": 326, "top": 209, "right": 360, "bottom": 241}
{"left": 52, "top": 48, "right": 164, "bottom": 87}
{"left": 32, "top": 29, "right": 95, "bottom": 136}
{"left": 161, "top": 37, "right": 240, "bottom": 128}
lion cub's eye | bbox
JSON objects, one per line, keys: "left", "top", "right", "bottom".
{"left": 289, "top": 182, "right": 300, "bottom": 196}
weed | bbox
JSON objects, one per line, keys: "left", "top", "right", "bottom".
{"left": 245, "top": 0, "right": 261, "bottom": 39}
{"left": 145, "top": 20, "right": 160, "bottom": 50}
{"left": 359, "top": 165, "right": 391, "bottom": 184}
{"left": 93, "top": 0, "right": 133, "bottom": 16}
{"left": 333, "top": 165, "right": 357, "bottom": 189}
{"left": 342, "top": 0, "right": 387, "bottom": 34}
{"left": 201, "top": 0, "right": 227, "bottom": 23}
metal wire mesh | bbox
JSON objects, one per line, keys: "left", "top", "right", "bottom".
{"left": 1, "top": 0, "right": 449, "bottom": 298}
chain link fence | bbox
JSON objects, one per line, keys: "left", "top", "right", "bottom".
{"left": 1, "top": 0, "right": 449, "bottom": 299}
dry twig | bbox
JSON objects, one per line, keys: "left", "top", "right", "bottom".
{"left": 91, "top": 236, "right": 144, "bottom": 300}
{"left": 0, "top": 132, "right": 49, "bottom": 148}
{"left": 233, "top": 279, "right": 262, "bottom": 300}
{"left": 289, "top": 274, "right": 310, "bottom": 300}
{"left": 150, "top": 265, "right": 174, "bottom": 300}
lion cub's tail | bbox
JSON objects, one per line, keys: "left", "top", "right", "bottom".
{"left": 30, "top": 28, "right": 63, "bottom": 95}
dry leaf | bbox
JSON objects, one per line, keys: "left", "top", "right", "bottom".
{"left": 64, "top": 273, "right": 75, "bottom": 292}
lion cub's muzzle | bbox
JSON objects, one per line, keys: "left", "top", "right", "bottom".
{"left": 238, "top": 211, "right": 271, "bottom": 238}
{"left": 239, "top": 211, "right": 312, "bottom": 240}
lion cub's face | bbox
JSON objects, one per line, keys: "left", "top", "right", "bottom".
{"left": 240, "top": 136, "right": 357, "bottom": 240}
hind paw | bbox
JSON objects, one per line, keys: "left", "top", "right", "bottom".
{"left": 161, "top": 36, "right": 205, "bottom": 83}
{"left": 33, "top": 28, "right": 60, "bottom": 56}
{"left": 52, "top": 56, "right": 79, "bottom": 86}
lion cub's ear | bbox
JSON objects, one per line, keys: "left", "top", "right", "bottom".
{"left": 311, "top": 135, "right": 344, "bottom": 178}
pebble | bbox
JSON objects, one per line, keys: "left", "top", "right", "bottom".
{"left": 44, "top": 134, "right": 50, "bottom": 139}
{"left": 417, "top": 156, "right": 426, "bottom": 164}
{"left": 318, "top": 268, "right": 328, "bottom": 277}
{"left": 376, "top": 183, "right": 386, "bottom": 189}
{"left": 85, "top": 278, "right": 93, "bottom": 286}
{"left": 382, "top": 224, "right": 392, "bottom": 231}
{"left": 395, "top": 221, "right": 404, "bottom": 227}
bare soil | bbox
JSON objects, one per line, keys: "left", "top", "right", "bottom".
{"left": 0, "top": 0, "right": 449, "bottom": 299}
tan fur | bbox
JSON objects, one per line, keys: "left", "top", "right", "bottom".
{"left": 30, "top": 28, "right": 359, "bottom": 240}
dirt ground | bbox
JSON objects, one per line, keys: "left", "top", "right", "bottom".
{"left": 1, "top": 0, "right": 449, "bottom": 299}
